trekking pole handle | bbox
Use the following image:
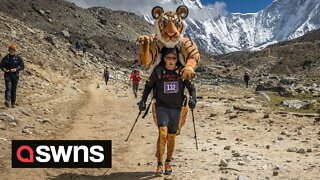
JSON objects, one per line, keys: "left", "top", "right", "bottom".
{"left": 142, "top": 100, "right": 152, "bottom": 119}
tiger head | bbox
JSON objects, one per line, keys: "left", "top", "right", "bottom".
{"left": 152, "top": 5, "right": 188, "bottom": 48}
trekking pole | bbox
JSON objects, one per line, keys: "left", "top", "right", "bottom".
{"left": 142, "top": 100, "right": 152, "bottom": 119}
{"left": 191, "top": 109, "right": 198, "bottom": 150}
{"left": 125, "top": 110, "right": 142, "bottom": 141}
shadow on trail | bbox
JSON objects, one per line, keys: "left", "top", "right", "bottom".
{"left": 50, "top": 171, "right": 159, "bottom": 180}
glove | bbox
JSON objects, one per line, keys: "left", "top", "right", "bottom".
{"left": 137, "top": 100, "right": 146, "bottom": 111}
{"left": 188, "top": 96, "right": 197, "bottom": 110}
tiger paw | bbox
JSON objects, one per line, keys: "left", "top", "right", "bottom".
{"left": 181, "top": 66, "right": 195, "bottom": 80}
{"left": 136, "top": 35, "right": 153, "bottom": 45}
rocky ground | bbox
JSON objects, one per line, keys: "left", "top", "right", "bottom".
{"left": 0, "top": 1, "right": 319, "bottom": 180}
{"left": 1, "top": 78, "right": 319, "bottom": 180}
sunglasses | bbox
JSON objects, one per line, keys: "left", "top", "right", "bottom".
{"left": 165, "top": 56, "right": 177, "bottom": 60}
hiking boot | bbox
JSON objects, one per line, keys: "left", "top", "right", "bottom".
{"left": 164, "top": 160, "right": 173, "bottom": 175}
{"left": 11, "top": 104, "right": 16, "bottom": 108}
{"left": 155, "top": 163, "right": 163, "bottom": 177}
{"left": 4, "top": 101, "right": 10, "bottom": 107}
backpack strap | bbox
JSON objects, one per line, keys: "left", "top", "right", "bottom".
{"left": 142, "top": 65, "right": 164, "bottom": 119}
{"left": 155, "top": 66, "right": 163, "bottom": 80}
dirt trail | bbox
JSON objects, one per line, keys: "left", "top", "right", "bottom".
{"left": 3, "top": 80, "right": 165, "bottom": 180}
{"left": 2, "top": 81, "right": 320, "bottom": 180}
{"left": 48, "top": 81, "right": 168, "bottom": 179}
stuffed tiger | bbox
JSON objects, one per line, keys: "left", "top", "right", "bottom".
{"left": 137, "top": 5, "right": 200, "bottom": 135}
{"left": 137, "top": 5, "right": 201, "bottom": 80}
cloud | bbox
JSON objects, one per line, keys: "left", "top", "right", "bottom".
{"left": 66, "top": 0, "right": 227, "bottom": 20}
{"left": 190, "top": 2, "right": 227, "bottom": 21}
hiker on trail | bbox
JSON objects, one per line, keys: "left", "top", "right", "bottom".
{"left": 75, "top": 41, "right": 81, "bottom": 54}
{"left": 138, "top": 48, "right": 197, "bottom": 176}
{"left": 0, "top": 44, "right": 25, "bottom": 108}
{"left": 130, "top": 69, "right": 142, "bottom": 98}
{"left": 244, "top": 72, "right": 250, "bottom": 88}
{"left": 82, "top": 46, "right": 87, "bottom": 58}
{"left": 103, "top": 67, "right": 109, "bottom": 85}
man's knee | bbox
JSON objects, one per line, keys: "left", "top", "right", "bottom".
{"left": 158, "top": 122, "right": 167, "bottom": 128}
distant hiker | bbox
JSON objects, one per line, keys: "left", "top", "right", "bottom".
{"left": 244, "top": 72, "right": 250, "bottom": 88}
{"left": 0, "top": 44, "right": 25, "bottom": 108}
{"left": 75, "top": 41, "right": 81, "bottom": 54}
{"left": 130, "top": 69, "right": 142, "bottom": 98}
{"left": 138, "top": 48, "right": 196, "bottom": 176}
{"left": 103, "top": 67, "right": 109, "bottom": 85}
{"left": 82, "top": 46, "right": 87, "bottom": 58}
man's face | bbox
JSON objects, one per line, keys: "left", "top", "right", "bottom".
{"left": 9, "top": 49, "right": 16, "bottom": 55}
{"left": 164, "top": 53, "right": 177, "bottom": 70}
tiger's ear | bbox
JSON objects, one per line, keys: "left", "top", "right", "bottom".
{"left": 176, "top": 5, "right": 189, "bottom": 19}
{"left": 152, "top": 6, "right": 164, "bottom": 19}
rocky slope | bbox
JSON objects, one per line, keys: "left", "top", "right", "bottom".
{"left": 213, "top": 28, "right": 320, "bottom": 78}
{"left": 0, "top": 9, "right": 105, "bottom": 145}
{"left": 0, "top": 0, "right": 154, "bottom": 67}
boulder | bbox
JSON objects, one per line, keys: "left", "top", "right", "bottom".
{"left": 282, "top": 100, "right": 317, "bottom": 110}
{"left": 280, "top": 77, "right": 298, "bottom": 85}
{"left": 61, "top": 30, "right": 70, "bottom": 38}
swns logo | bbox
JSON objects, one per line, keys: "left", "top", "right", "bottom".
{"left": 12, "top": 140, "right": 111, "bottom": 168}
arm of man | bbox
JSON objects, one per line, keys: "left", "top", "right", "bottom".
{"left": 184, "top": 80, "right": 197, "bottom": 109}
{"left": 184, "top": 80, "right": 196, "bottom": 98}
{"left": 141, "top": 70, "right": 157, "bottom": 102}
{"left": 0, "top": 56, "right": 7, "bottom": 72}
{"left": 16, "top": 56, "right": 25, "bottom": 71}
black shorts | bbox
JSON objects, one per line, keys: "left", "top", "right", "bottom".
{"left": 156, "top": 106, "right": 181, "bottom": 134}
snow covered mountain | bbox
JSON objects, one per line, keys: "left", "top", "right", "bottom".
{"left": 145, "top": 0, "right": 320, "bottom": 54}
{"left": 67, "top": 0, "right": 320, "bottom": 54}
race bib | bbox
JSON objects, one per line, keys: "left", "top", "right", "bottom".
{"left": 164, "top": 81, "right": 179, "bottom": 93}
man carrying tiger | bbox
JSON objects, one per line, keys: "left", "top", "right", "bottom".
{"left": 136, "top": 5, "right": 200, "bottom": 176}
{"left": 138, "top": 48, "right": 197, "bottom": 176}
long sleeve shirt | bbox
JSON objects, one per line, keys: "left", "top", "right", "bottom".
{"left": 142, "top": 66, "right": 196, "bottom": 108}
{"left": 0, "top": 54, "right": 24, "bottom": 74}
{"left": 130, "top": 73, "right": 142, "bottom": 84}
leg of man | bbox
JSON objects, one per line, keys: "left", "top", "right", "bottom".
{"left": 105, "top": 78, "right": 108, "bottom": 85}
{"left": 165, "top": 108, "right": 181, "bottom": 175}
{"left": 11, "top": 75, "right": 19, "bottom": 107}
{"left": 132, "top": 83, "right": 136, "bottom": 93}
{"left": 4, "top": 74, "right": 12, "bottom": 107}
{"left": 155, "top": 106, "right": 170, "bottom": 176}
{"left": 133, "top": 84, "right": 138, "bottom": 98}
